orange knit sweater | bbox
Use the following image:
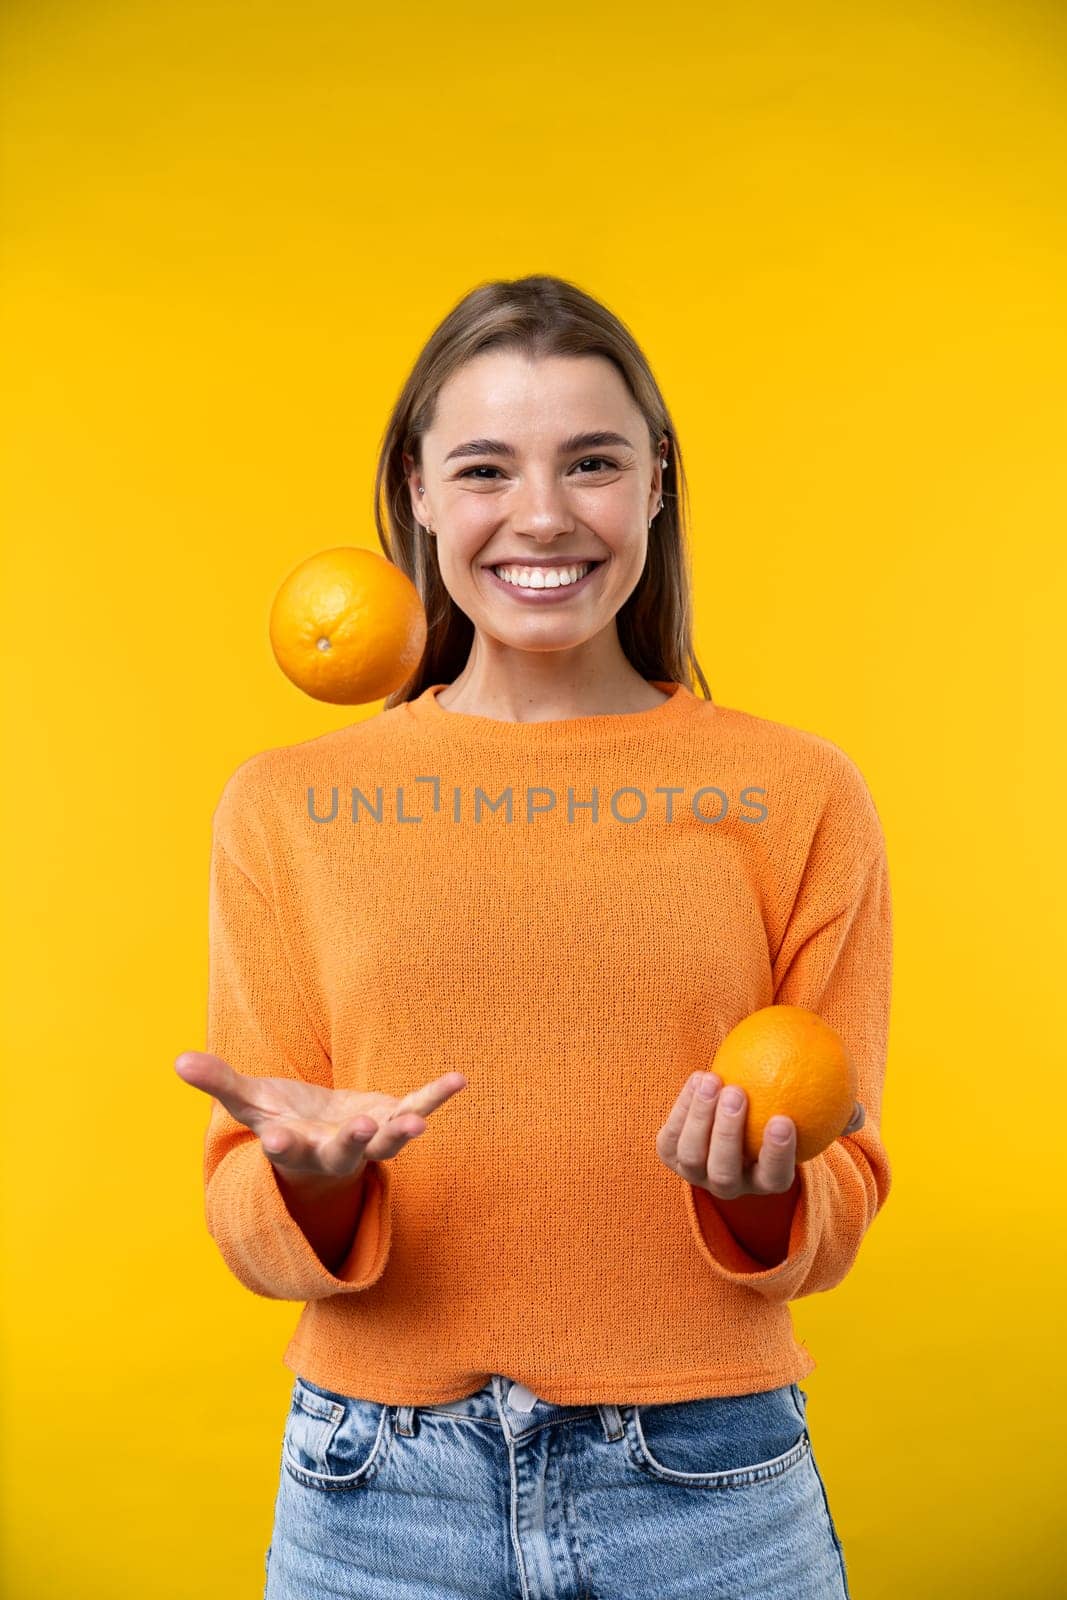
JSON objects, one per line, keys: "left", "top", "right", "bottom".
{"left": 201, "top": 679, "right": 892, "bottom": 1407}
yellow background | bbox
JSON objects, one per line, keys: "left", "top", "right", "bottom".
{"left": 3, "top": 2, "right": 1065, "bottom": 1595}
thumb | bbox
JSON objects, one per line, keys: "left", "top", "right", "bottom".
{"left": 841, "top": 1101, "right": 865, "bottom": 1136}
{"left": 174, "top": 1050, "right": 237, "bottom": 1093}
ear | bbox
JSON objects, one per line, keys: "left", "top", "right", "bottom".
{"left": 401, "top": 450, "right": 429, "bottom": 529}
{"left": 649, "top": 435, "right": 669, "bottom": 519}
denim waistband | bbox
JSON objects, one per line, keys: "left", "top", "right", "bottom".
{"left": 394, "top": 1375, "right": 626, "bottom": 1444}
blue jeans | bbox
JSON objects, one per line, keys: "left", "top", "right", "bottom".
{"left": 263, "top": 1373, "right": 852, "bottom": 1599}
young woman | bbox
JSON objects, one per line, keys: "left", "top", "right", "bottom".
{"left": 175, "top": 274, "right": 890, "bottom": 1600}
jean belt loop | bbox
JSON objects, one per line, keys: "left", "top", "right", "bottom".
{"left": 597, "top": 1403, "right": 625, "bottom": 1442}
{"left": 394, "top": 1404, "right": 418, "bottom": 1437}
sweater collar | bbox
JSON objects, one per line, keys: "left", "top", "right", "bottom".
{"left": 403, "top": 678, "right": 711, "bottom": 746}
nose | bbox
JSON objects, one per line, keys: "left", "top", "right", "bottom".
{"left": 507, "top": 474, "right": 577, "bottom": 539}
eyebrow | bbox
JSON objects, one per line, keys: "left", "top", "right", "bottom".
{"left": 442, "top": 430, "right": 637, "bottom": 464}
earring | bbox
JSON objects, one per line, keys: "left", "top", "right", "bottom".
{"left": 652, "top": 449, "right": 668, "bottom": 523}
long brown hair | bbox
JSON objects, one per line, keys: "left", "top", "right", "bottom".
{"left": 373, "top": 274, "right": 712, "bottom": 707}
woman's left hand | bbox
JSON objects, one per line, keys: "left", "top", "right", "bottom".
{"left": 655, "top": 1072, "right": 865, "bottom": 1199}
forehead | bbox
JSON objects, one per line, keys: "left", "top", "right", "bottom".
{"left": 430, "top": 351, "right": 636, "bottom": 438}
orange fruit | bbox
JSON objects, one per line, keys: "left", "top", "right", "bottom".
{"left": 269, "top": 547, "right": 427, "bottom": 705}
{"left": 709, "top": 1005, "right": 857, "bottom": 1165}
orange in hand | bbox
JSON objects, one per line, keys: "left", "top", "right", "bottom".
{"left": 269, "top": 546, "right": 427, "bottom": 705}
{"left": 710, "top": 1005, "right": 858, "bottom": 1165}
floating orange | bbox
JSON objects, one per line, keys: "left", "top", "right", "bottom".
{"left": 269, "top": 547, "right": 427, "bottom": 705}
{"left": 710, "top": 1005, "right": 857, "bottom": 1164}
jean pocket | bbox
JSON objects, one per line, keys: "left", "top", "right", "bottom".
{"left": 282, "top": 1374, "right": 392, "bottom": 1491}
{"left": 623, "top": 1383, "right": 810, "bottom": 1490}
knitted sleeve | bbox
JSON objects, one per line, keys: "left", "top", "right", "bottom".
{"left": 685, "top": 757, "right": 893, "bottom": 1302}
{"left": 201, "top": 769, "right": 392, "bottom": 1302}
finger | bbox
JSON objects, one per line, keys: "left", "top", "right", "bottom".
{"left": 360, "top": 1110, "right": 429, "bottom": 1163}
{"left": 325, "top": 1114, "right": 407, "bottom": 1172}
{"left": 674, "top": 1072, "right": 723, "bottom": 1177}
{"left": 705, "top": 1082, "right": 747, "bottom": 1198}
{"left": 263, "top": 1116, "right": 380, "bottom": 1177}
{"left": 841, "top": 1102, "right": 865, "bottom": 1136}
{"left": 174, "top": 1050, "right": 230, "bottom": 1090}
{"left": 392, "top": 1070, "right": 469, "bottom": 1119}
{"left": 750, "top": 1116, "right": 797, "bottom": 1193}
{"left": 174, "top": 1051, "right": 262, "bottom": 1127}
{"left": 656, "top": 1073, "right": 712, "bottom": 1166}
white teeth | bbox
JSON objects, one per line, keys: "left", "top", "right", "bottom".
{"left": 492, "top": 562, "right": 594, "bottom": 589}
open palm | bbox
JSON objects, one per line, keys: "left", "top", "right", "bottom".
{"left": 174, "top": 1050, "right": 467, "bottom": 1180}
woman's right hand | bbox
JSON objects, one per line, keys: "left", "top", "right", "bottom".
{"left": 174, "top": 1051, "right": 468, "bottom": 1183}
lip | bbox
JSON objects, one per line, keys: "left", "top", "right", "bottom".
{"left": 483, "top": 559, "right": 606, "bottom": 602}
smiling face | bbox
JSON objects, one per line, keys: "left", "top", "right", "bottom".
{"left": 404, "top": 351, "right": 666, "bottom": 656}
